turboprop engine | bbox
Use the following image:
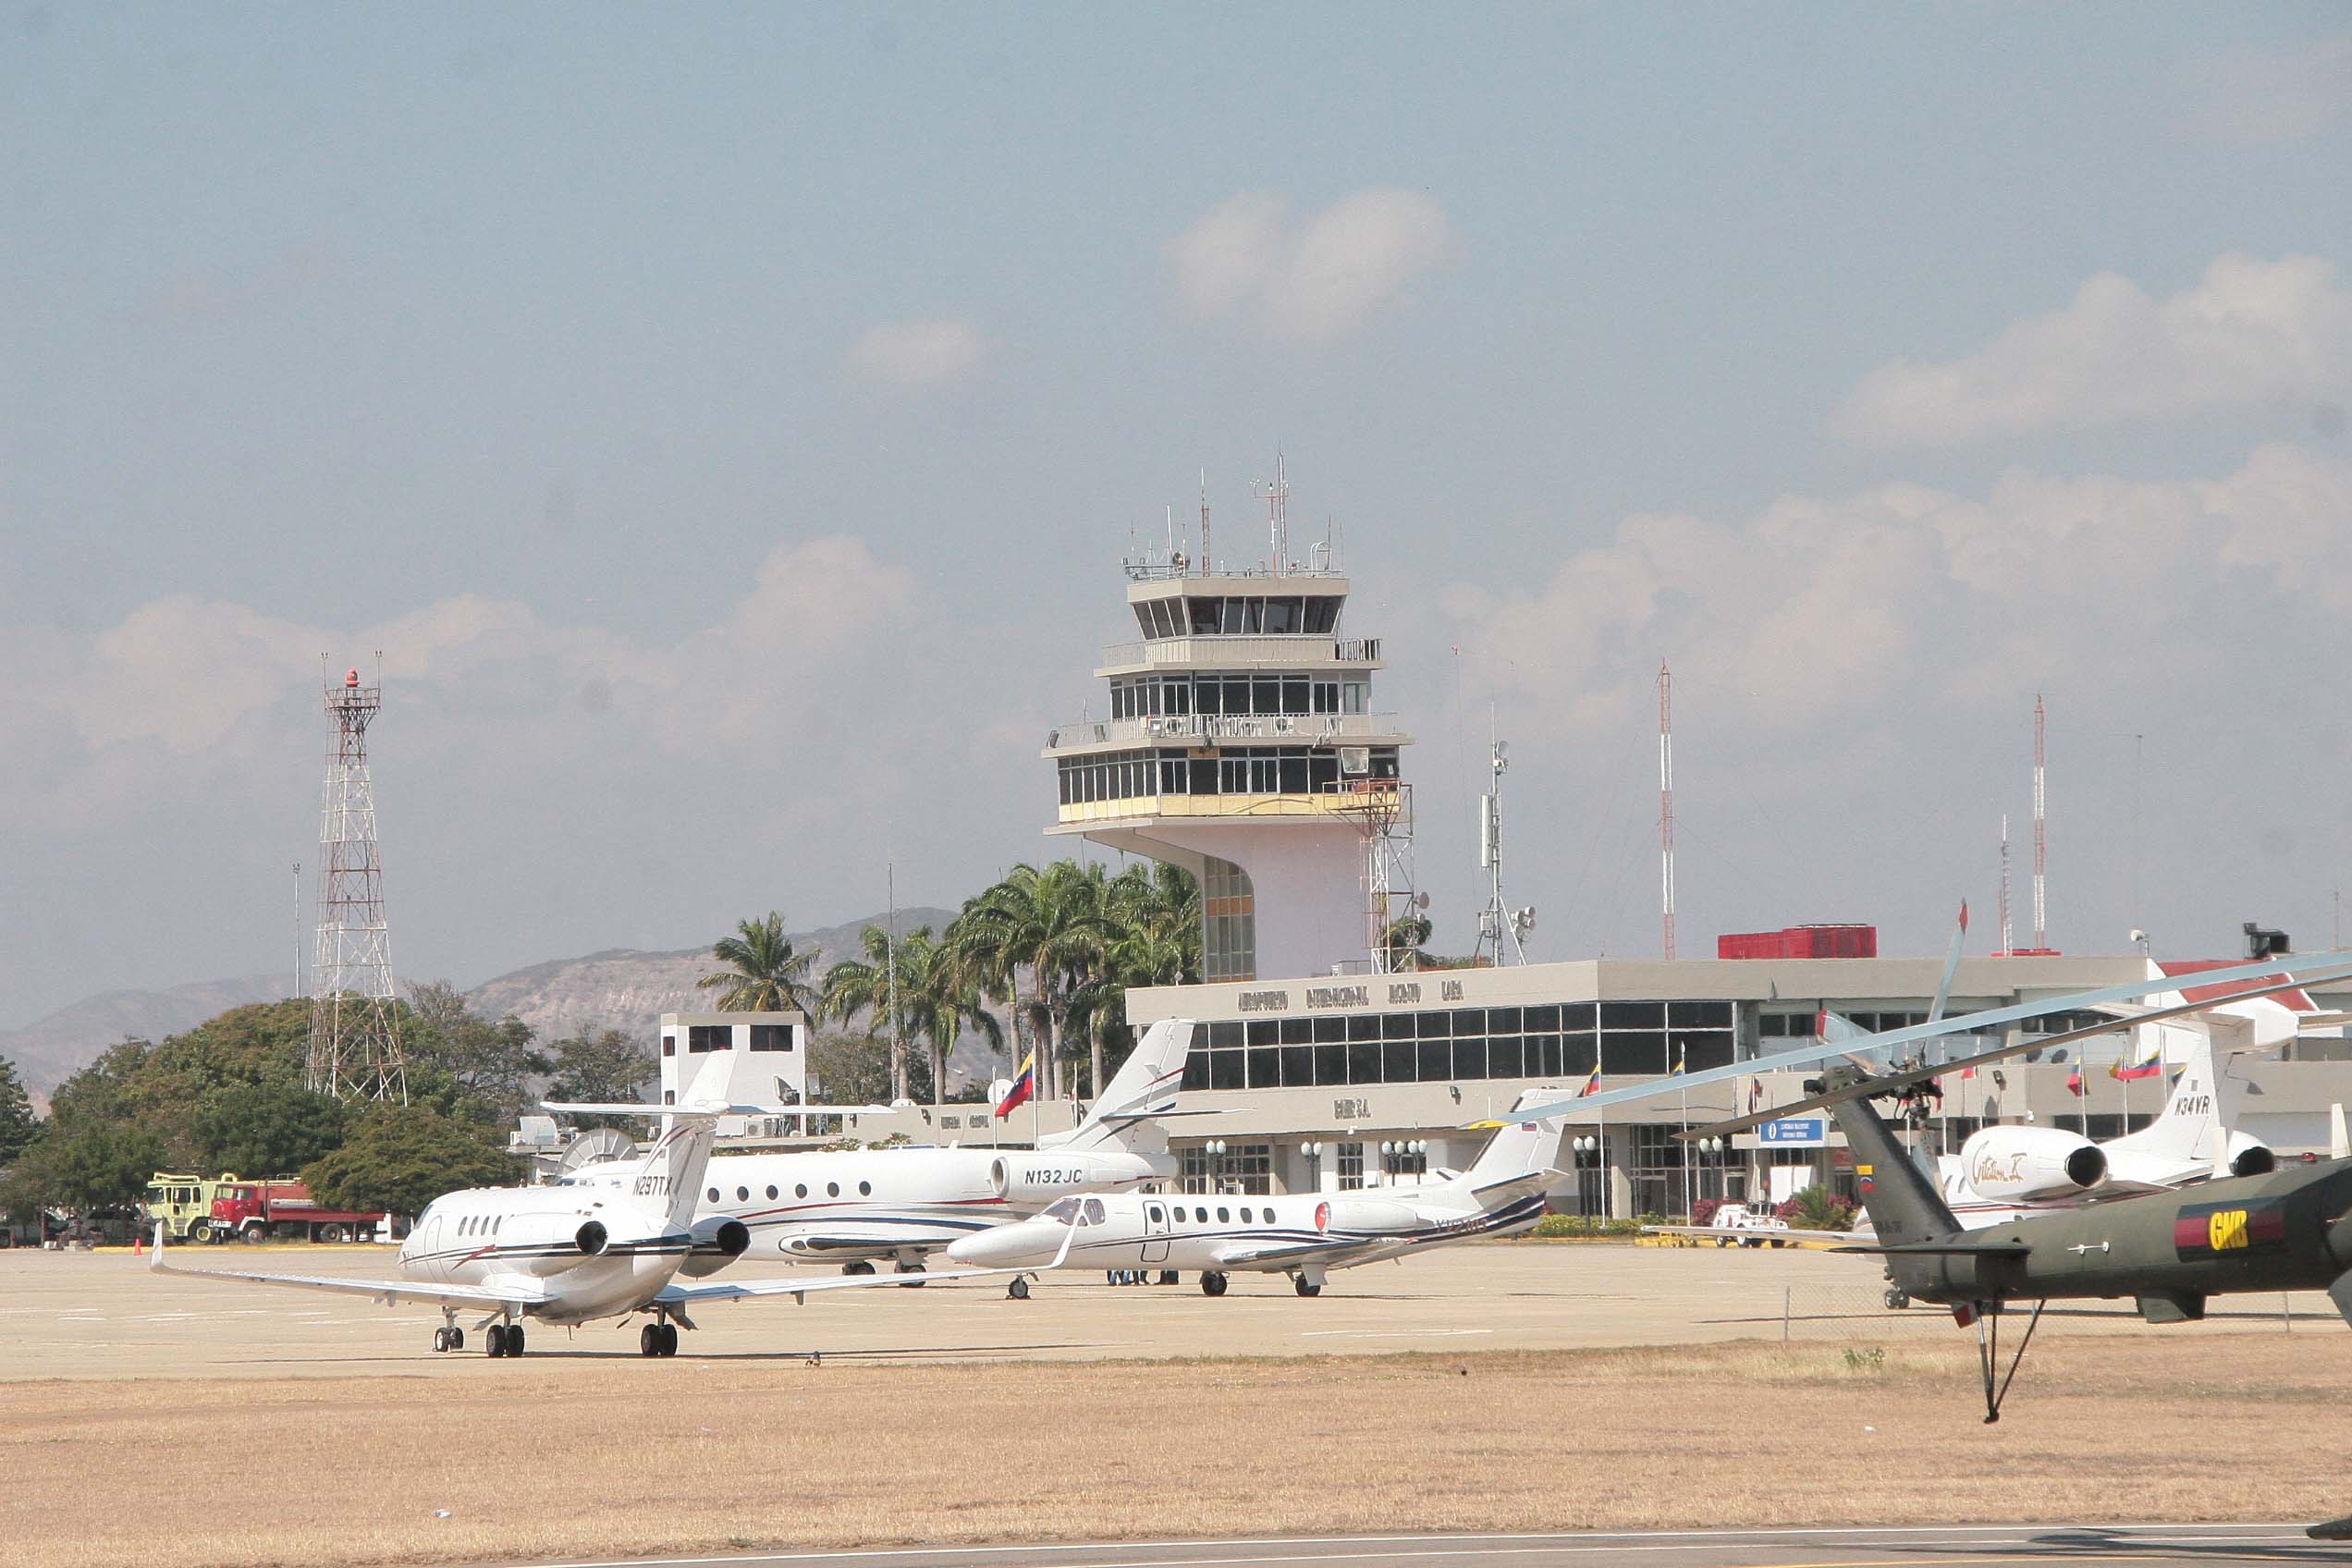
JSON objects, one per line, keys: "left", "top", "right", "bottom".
{"left": 676, "top": 1216, "right": 752, "bottom": 1279}
{"left": 987, "top": 1151, "right": 1164, "bottom": 1204}
{"left": 1958, "top": 1124, "right": 2108, "bottom": 1203}
{"left": 495, "top": 1213, "right": 618, "bottom": 1277}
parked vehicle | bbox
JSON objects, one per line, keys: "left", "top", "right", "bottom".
{"left": 143, "top": 1171, "right": 386, "bottom": 1243}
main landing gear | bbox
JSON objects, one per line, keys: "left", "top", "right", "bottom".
{"left": 1292, "top": 1275, "right": 1322, "bottom": 1298}
{"left": 639, "top": 1321, "right": 680, "bottom": 1357}
{"left": 840, "top": 1259, "right": 877, "bottom": 1276}
{"left": 894, "top": 1257, "right": 928, "bottom": 1287}
{"left": 485, "top": 1321, "right": 526, "bottom": 1357}
{"left": 1199, "top": 1270, "right": 1229, "bottom": 1297}
{"left": 1006, "top": 1276, "right": 1031, "bottom": 1300}
{"left": 1967, "top": 1298, "right": 2046, "bottom": 1424}
{"left": 432, "top": 1308, "right": 466, "bottom": 1354}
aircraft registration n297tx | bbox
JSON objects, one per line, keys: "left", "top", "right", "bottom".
{"left": 147, "top": 1056, "right": 1056, "bottom": 1360}
{"left": 947, "top": 1095, "right": 1565, "bottom": 1298}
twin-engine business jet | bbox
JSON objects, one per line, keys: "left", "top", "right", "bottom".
{"left": 148, "top": 1058, "right": 1038, "bottom": 1359}
{"left": 946, "top": 1098, "right": 1564, "bottom": 1297}
{"left": 677, "top": 1019, "right": 1196, "bottom": 1279}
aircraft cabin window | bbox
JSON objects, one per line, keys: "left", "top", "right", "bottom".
{"left": 1239, "top": 1207, "right": 1252, "bottom": 1222}
{"left": 1146, "top": 1205, "right": 1162, "bottom": 1222}
{"left": 1195, "top": 1207, "right": 1208, "bottom": 1221}
{"left": 827, "top": 1182, "right": 840, "bottom": 1197}
{"left": 1217, "top": 1207, "right": 1231, "bottom": 1222}
{"left": 706, "top": 1187, "right": 719, "bottom": 1203}
{"left": 736, "top": 1187, "right": 749, "bottom": 1202}
{"left": 795, "top": 1183, "right": 808, "bottom": 1198}
{"left": 1082, "top": 1198, "right": 1107, "bottom": 1225}
{"left": 766, "top": 1185, "right": 778, "bottom": 1200}
{"left": 858, "top": 1181, "right": 872, "bottom": 1196}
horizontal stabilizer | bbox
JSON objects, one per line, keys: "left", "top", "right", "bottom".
{"left": 1832, "top": 1240, "right": 2031, "bottom": 1257}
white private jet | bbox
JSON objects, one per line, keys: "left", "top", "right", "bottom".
{"left": 671, "top": 1019, "right": 1196, "bottom": 1280}
{"left": 148, "top": 1057, "right": 1048, "bottom": 1359}
{"left": 946, "top": 1096, "right": 1565, "bottom": 1298}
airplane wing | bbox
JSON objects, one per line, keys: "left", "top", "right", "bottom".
{"left": 1206, "top": 1235, "right": 1399, "bottom": 1272}
{"left": 656, "top": 1264, "right": 1030, "bottom": 1305}
{"left": 152, "top": 1244, "right": 549, "bottom": 1310}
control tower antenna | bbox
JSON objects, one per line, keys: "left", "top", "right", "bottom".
{"left": 2032, "top": 692, "right": 2048, "bottom": 951}
{"left": 309, "top": 655, "right": 407, "bottom": 1104}
{"left": 1659, "top": 660, "right": 1677, "bottom": 962}
{"left": 1257, "top": 451, "right": 1291, "bottom": 576}
{"left": 1198, "top": 470, "right": 1211, "bottom": 576}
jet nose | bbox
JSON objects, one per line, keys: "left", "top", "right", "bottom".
{"left": 949, "top": 1222, "right": 1055, "bottom": 1268}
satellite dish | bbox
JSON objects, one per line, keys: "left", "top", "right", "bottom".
{"left": 1412, "top": 891, "right": 1431, "bottom": 911}
{"left": 555, "top": 1126, "right": 639, "bottom": 1174}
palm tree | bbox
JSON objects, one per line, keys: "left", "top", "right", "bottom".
{"left": 946, "top": 862, "right": 1111, "bottom": 1098}
{"left": 818, "top": 925, "right": 911, "bottom": 1101}
{"left": 896, "top": 928, "right": 1004, "bottom": 1107}
{"left": 697, "top": 912, "right": 817, "bottom": 1014}
{"left": 1383, "top": 913, "right": 1434, "bottom": 972}
{"left": 1067, "top": 862, "right": 1203, "bottom": 1090}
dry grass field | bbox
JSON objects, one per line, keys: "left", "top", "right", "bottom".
{"left": 6, "top": 1332, "right": 2348, "bottom": 1568}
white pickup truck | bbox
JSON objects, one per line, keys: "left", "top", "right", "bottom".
{"left": 1704, "top": 1205, "right": 1792, "bottom": 1246}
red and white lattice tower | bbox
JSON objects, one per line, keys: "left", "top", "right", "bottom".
{"left": 1659, "top": 660, "right": 1677, "bottom": 962}
{"left": 2032, "top": 693, "right": 2048, "bottom": 951}
{"left": 1997, "top": 814, "right": 2014, "bottom": 958}
{"left": 309, "top": 660, "right": 408, "bottom": 1103}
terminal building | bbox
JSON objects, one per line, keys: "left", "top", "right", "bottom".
{"left": 1038, "top": 501, "right": 2352, "bottom": 1211}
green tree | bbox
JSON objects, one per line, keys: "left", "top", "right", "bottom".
{"left": 807, "top": 1029, "right": 922, "bottom": 1106}
{"left": 947, "top": 862, "right": 1111, "bottom": 1098}
{"left": 698, "top": 911, "right": 818, "bottom": 1014}
{"left": 1067, "top": 862, "right": 1199, "bottom": 1090}
{"left": 7, "top": 1121, "right": 165, "bottom": 1212}
{"left": 545, "top": 1028, "right": 656, "bottom": 1131}
{"left": 301, "top": 1106, "right": 520, "bottom": 1218}
{"left": 400, "top": 981, "right": 550, "bottom": 1125}
{"left": 0, "top": 1057, "right": 38, "bottom": 1166}
{"left": 896, "top": 927, "right": 1002, "bottom": 1109}
{"left": 820, "top": 923, "right": 915, "bottom": 1101}
{"left": 194, "top": 1082, "right": 351, "bottom": 1176}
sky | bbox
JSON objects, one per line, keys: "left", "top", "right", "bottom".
{"left": 3, "top": 4, "right": 2350, "bottom": 1025}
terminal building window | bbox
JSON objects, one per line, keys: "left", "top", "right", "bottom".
{"left": 687, "top": 1024, "right": 732, "bottom": 1052}
{"left": 747, "top": 1024, "right": 794, "bottom": 1052}
{"left": 1336, "top": 1142, "right": 1365, "bottom": 1190}
{"left": 1202, "top": 857, "right": 1255, "bottom": 982}
{"left": 1179, "top": 1000, "right": 1735, "bottom": 1092}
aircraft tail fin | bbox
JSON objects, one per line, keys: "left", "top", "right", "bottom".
{"left": 1041, "top": 1019, "right": 1194, "bottom": 1154}
{"left": 2103, "top": 1020, "right": 2246, "bottom": 1175}
{"left": 1819, "top": 1067, "right": 1964, "bottom": 1245}
{"left": 2333, "top": 1104, "right": 2350, "bottom": 1163}
{"left": 1463, "top": 1100, "right": 1567, "bottom": 1191}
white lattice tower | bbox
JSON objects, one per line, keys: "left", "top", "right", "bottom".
{"left": 310, "top": 663, "right": 408, "bottom": 1103}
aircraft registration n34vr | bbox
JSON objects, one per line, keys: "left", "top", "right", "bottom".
{"left": 147, "top": 1056, "right": 1063, "bottom": 1360}
{"left": 946, "top": 1096, "right": 1565, "bottom": 1297}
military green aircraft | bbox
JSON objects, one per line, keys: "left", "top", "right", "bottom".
{"left": 1793, "top": 1060, "right": 2352, "bottom": 1423}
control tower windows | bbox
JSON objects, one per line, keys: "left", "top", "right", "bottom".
{"left": 1176, "top": 595, "right": 1345, "bottom": 637}
{"left": 1202, "top": 856, "right": 1256, "bottom": 982}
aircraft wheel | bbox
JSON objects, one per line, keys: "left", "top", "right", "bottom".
{"left": 843, "top": 1260, "right": 876, "bottom": 1276}
{"left": 508, "top": 1326, "right": 525, "bottom": 1355}
{"left": 433, "top": 1328, "right": 450, "bottom": 1353}
{"left": 895, "top": 1260, "right": 927, "bottom": 1287}
{"left": 1769, "top": 1239, "right": 1788, "bottom": 1249}
{"left": 448, "top": 1327, "right": 463, "bottom": 1350}
{"left": 640, "top": 1324, "right": 660, "bottom": 1357}
{"left": 1884, "top": 1287, "right": 1911, "bottom": 1310}
{"left": 1199, "top": 1271, "right": 1228, "bottom": 1297}
{"left": 1293, "top": 1276, "right": 1321, "bottom": 1298}
{"left": 1007, "top": 1276, "right": 1031, "bottom": 1301}
{"left": 660, "top": 1322, "right": 680, "bottom": 1356}
{"left": 485, "top": 1325, "right": 508, "bottom": 1358}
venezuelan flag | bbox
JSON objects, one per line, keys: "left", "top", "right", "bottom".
{"left": 995, "top": 1049, "right": 1035, "bottom": 1117}
{"left": 2111, "top": 1037, "right": 2163, "bottom": 1081}
{"left": 1574, "top": 1062, "right": 1602, "bottom": 1098}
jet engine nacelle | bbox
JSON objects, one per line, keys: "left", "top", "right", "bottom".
{"left": 675, "top": 1217, "right": 752, "bottom": 1279}
{"left": 988, "top": 1151, "right": 1163, "bottom": 1204}
{"left": 2226, "top": 1132, "right": 2274, "bottom": 1179}
{"left": 1958, "top": 1124, "right": 2108, "bottom": 1203}
{"left": 494, "top": 1213, "right": 615, "bottom": 1277}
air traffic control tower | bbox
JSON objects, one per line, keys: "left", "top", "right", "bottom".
{"left": 1044, "top": 472, "right": 1413, "bottom": 983}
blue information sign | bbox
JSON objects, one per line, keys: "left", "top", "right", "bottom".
{"left": 1758, "top": 1117, "right": 1828, "bottom": 1146}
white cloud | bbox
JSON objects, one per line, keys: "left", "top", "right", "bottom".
{"left": 842, "top": 318, "right": 984, "bottom": 389}
{"left": 1169, "top": 188, "right": 1454, "bottom": 345}
{"left": 1448, "top": 444, "right": 2352, "bottom": 734}
{"left": 2189, "top": 35, "right": 2352, "bottom": 146}
{"left": 1831, "top": 253, "right": 2352, "bottom": 447}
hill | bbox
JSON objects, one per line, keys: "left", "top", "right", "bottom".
{"left": 1, "top": 908, "right": 993, "bottom": 1106}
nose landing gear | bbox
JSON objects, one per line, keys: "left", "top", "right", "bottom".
{"left": 1199, "top": 1270, "right": 1229, "bottom": 1297}
{"left": 432, "top": 1308, "right": 466, "bottom": 1354}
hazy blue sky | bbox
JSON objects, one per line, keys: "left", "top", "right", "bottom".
{"left": 5, "top": 5, "right": 2350, "bottom": 1023}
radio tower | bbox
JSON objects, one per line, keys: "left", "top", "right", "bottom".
{"left": 2032, "top": 693, "right": 2048, "bottom": 951}
{"left": 1659, "top": 661, "right": 1677, "bottom": 962}
{"left": 310, "top": 659, "right": 407, "bottom": 1103}
{"left": 1997, "top": 815, "right": 2014, "bottom": 957}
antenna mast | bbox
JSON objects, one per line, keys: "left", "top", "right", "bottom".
{"left": 1998, "top": 815, "right": 2013, "bottom": 958}
{"left": 1258, "top": 452, "right": 1290, "bottom": 575}
{"left": 2032, "top": 693, "right": 2048, "bottom": 951}
{"left": 1659, "top": 661, "right": 1677, "bottom": 961}
{"left": 1198, "top": 471, "right": 1211, "bottom": 577}
{"left": 309, "top": 655, "right": 408, "bottom": 1104}
{"left": 1475, "top": 739, "right": 1532, "bottom": 964}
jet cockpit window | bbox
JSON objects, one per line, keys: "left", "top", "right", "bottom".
{"left": 1082, "top": 1198, "right": 1107, "bottom": 1225}
{"left": 1041, "top": 1196, "right": 1083, "bottom": 1224}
